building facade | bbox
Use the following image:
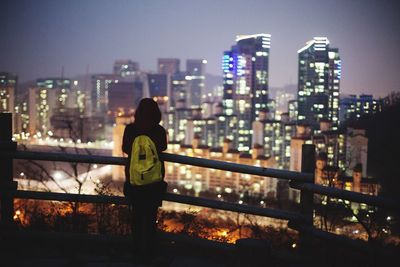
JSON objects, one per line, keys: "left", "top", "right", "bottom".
{"left": 186, "top": 59, "right": 206, "bottom": 108}
{"left": 222, "top": 33, "right": 271, "bottom": 152}
{"left": 297, "top": 37, "right": 341, "bottom": 131}
{"left": 339, "top": 94, "right": 382, "bottom": 123}
{"left": 113, "top": 60, "right": 139, "bottom": 77}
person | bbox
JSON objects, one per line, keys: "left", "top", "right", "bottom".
{"left": 122, "top": 98, "right": 168, "bottom": 264}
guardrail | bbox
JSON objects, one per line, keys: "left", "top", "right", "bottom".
{"left": 0, "top": 113, "right": 398, "bottom": 253}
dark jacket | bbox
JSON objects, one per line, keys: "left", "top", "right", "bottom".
{"left": 122, "top": 123, "right": 167, "bottom": 207}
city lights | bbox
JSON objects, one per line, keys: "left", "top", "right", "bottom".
{"left": 53, "top": 171, "right": 64, "bottom": 180}
{"left": 1, "top": 2, "right": 399, "bottom": 259}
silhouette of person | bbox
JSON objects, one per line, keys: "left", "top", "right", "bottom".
{"left": 122, "top": 98, "right": 167, "bottom": 264}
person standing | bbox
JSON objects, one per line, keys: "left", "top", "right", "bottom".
{"left": 122, "top": 98, "right": 168, "bottom": 264}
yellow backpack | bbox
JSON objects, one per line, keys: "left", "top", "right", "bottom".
{"left": 129, "top": 135, "right": 162, "bottom": 186}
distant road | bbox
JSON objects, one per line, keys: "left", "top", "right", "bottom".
{"left": 13, "top": 143, "right": 116, "bottom": 193}
{"left": 19, "top": 144, "right": 113, "bottom": 157}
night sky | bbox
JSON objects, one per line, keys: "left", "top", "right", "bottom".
{"left": 1, "top": 0, "right": 399, "bottom": 97}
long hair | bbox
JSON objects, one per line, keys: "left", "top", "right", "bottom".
{"left": 134, "top": 98, "right": 162, "bottom": 131}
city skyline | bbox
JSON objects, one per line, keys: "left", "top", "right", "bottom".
{"left": 1, "top": 0, "right": 400, "bottom": 97}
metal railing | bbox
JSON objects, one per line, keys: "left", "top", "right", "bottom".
{"left": 0, "top": 113, "right": 398, "bottom": 253}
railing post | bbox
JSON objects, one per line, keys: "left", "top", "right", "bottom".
{"left": 299, "top": 144, "right": 315, "bottom": 251}
{"left": 0, "top": 113, "right": 17, "bottom": 227}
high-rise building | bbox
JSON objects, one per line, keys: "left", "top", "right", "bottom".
{"left": 297, "top": 37, "right": 341, "bottom": 131}
{"left": 28, "top": 78, "right": 72, "bottom": 135}
{"left": 157, "top": 58, "right": 180, "bottom": 110}
{"left": 222, "top": 33, "right": 271, "bottom": 151}
{"left": 252, "top": 109, "right": 290, "bottom": 169}
{"left": 148, "top": 74, "right": 168, "bottom": 98}
{"left": 0, "top": 72, "right": 17, "bottom": 114}
{"left": 170, "top": 71, "right": 188, "bottom": 110}
{"left": 91, "top": 74, "right": 119, "bottom": 115}
{"left": 148, "top": 73, "right": 170, "bottom": 112}
{"left": 0, "top": 72, "right": 18, "bottom": 134}
{"left": 113, "top": 60, "right": 139, "bottom": 77}
{"left": 186, "top": 59, "right": 206, "bottom": 108}
{"left": 158, "top": 58, "right": 180, "bottom": 75}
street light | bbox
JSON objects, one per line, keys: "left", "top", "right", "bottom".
{"left": 53, "top": 171, "right": 65, "bottom": 180}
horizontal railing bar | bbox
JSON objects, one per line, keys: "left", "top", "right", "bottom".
{"left": 3, "top": 150, "right": 126, "bottom": 166}
{"left": 10, "top": 190, "right": 306, "bottom": 222}
{"left": 3, "top": 150, "right": 398, "bottom": 210}
{"left": 2, "top": 150, "right": 314, "bottom": 182}
{"left": 163, "top": 192, "right": 307, "bottom": 222}
{"left": 288, "top": 221, "right": 371, "bottom": 252}
{"left": 161, "top": 153, "right": 314, "bottom": 182}
{"left": 290, "top": 181, "right": 399, "bottom": 210}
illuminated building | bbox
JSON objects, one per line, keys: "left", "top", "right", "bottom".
{"left": 113, "top": 60, "right": 139, "bottom": 77}
{"left": 312, "top": 122, "right": 368, "bottom": 177}
{"left": 158, "top": 58, "right": 180, "bottom": 110}
{"left": 91, "top": 74, "right": 119, "bottom": 115}
{"left": 164, "top": 139, "right": 278, "bottom": 199}
{"left": 297, "top": 37, "right": 341, "bottom": 131}
{"left": 27, "top": 78, "right": 96, "bottom": 139}
{"left": 28, "top": 78, "right": 71, "bottom": 135}
{"left": 185, "top": 103, "right": 238, "bottom": 148}
{"left": 251, "top": 109, "right": 297, "bottom": 170}
{"left": 213, "top": 103, "right": 238, "bottom": 148}
{"left": 252, "top": 109, "right": 284, "bottom": 168}
{"left": 170, "top": 71, "right": 188, "bottom": 110}
{"left": 0, "top": 72, "right": 16, "bottom": 114}
{"left": 288, "top": 100, "right": 298, "bottom": 122}
{"left": 298, "top": 121, "right": 368, "bottom": 178}
{"left": 173, "top": 101, "right": 195, "bottom": 142}
{"left": 36, "top": 78, "right": 71, "bottom": 110}
{"left": 14, "top": 99, "right": 29, "bottom": 137}
{"left": 0, "top": 72, "right": 18, "bottom": 133}
{"left": 186, "top": 59, "right": 206, "bottom": 108}
{"left": 266, "top": 99, "right": 277, "bottom": 120}
{"left": 222, "top": 33, "right": 271, "bottom": 151}
{"left": 339, "top": 94, "right": 382, "bottom": 123}
{"left": 71, "top": 80, "right": 86, "bottom": 115}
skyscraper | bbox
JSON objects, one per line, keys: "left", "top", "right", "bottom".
{"left": 297, "top": 37, "right": 341, "bottom": 131}
{"left": 222, "top": 33, "right": 271, "bottom": 151}
{"left": 158, "top": 58, "right": 181, "bottom": 110}
{"left": 91, "top": 74, "right": 119, "bottom": 115}
{"left": 186, "top": 59, "right": 206, "bottom": 108}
